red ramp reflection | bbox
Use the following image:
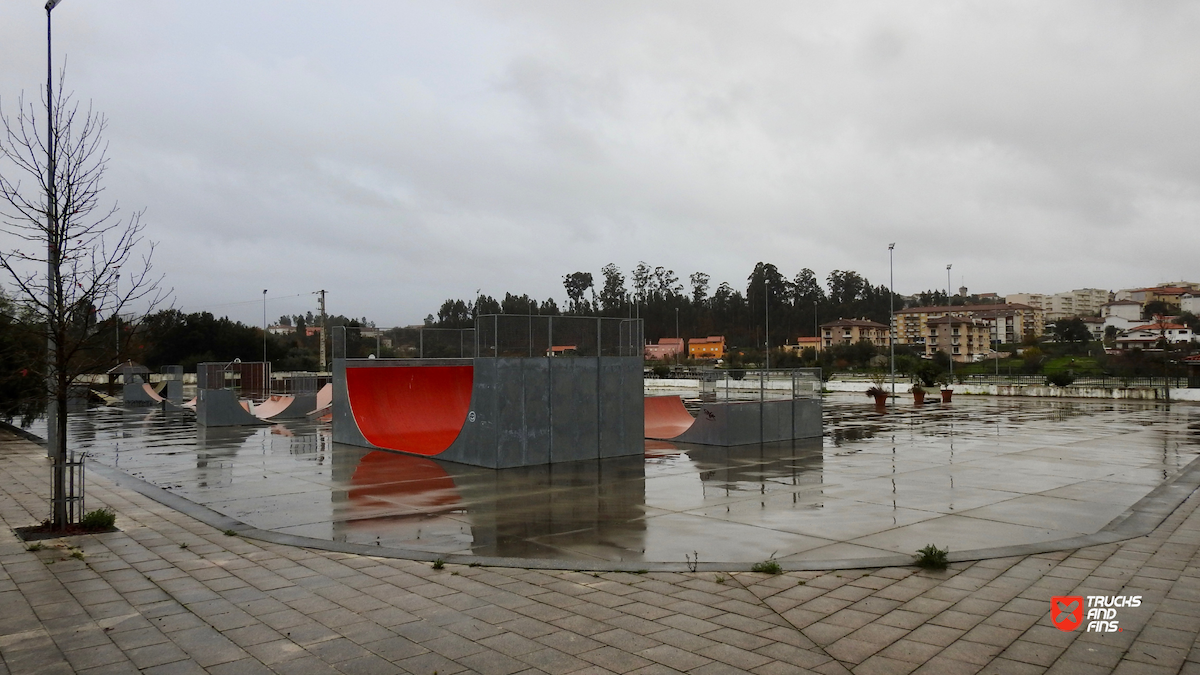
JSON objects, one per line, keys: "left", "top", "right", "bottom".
{"left": 348, "top": 450, "right": 461, "bottom": 519}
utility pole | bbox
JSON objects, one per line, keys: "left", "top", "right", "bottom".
{"left": 318, "top": 290, "right": 327, "bottom": 372}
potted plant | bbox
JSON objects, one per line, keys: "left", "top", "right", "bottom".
{"left": 866, "top": 373, "right": 889, "bottom": 407}
{"left": 937, "top": 375, "right": 953, "bottom": 403}
{"left": 910, "top": 383, "right": 926, "bottom": 405}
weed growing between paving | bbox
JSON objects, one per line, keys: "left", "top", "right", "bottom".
{"left": 915, "top": 544, "right": 949, "bottom": 569}
{"left": 79, "top": 508, "right": 116, "bottom": 531}
{"left": 752, "top": 558, "right": 783, "bottom": 575}
{"left": 432, "top": 559, "right": 445, "bottom": 570}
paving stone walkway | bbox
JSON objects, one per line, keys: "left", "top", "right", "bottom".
{"left": 3, "top": 429, "right": 1200, "bottom": 675}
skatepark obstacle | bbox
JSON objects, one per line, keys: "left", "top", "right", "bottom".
{"left": 333, "top": 316, "right": 645, "bottom": 468}
{"left": 643, "top": 368, "right": 822, "bottom": 445}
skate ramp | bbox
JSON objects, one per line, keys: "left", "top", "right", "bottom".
{"left": 345, "top": 364, "right": 474, "bottom": 456}
{"left": 253, "top": 394, "right": 318, "bottom": 420}
{"left": 644, "top": 396, "right": 697, "bottom": 440}
{"left": 645, "top": 395, "right": 824, "bottom": 446}
{"left": 307, "top": 383, "right": 333, "bottom": 419}
{"left": 197, "top": 389, "right": 269, "bottom": 427}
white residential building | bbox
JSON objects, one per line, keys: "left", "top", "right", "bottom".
{"left": 1101, "top": 300, "right": 1143, "bottom": 335}
{"left": 1115, "top": 321, "right": 1194, "bottom": 351}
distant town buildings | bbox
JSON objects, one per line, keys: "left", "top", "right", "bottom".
{"left": 820, "top": 319, "right": 889, "bottom": 349}
{"left": 1005, "top": 289, "right": 1111, "bottom": 322}
{"left": 644, "top": 338, "right": 684, "bottom": 360}
{"left": 1114, "top": 321, "right": 1194, "bottom": 351}
{"left": 688, "top": 336, "right": 726, "bottom": 360}
{"left": 894, "top": 303, "right": 1042, "bottom": 355}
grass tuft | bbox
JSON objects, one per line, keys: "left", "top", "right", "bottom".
{"left": 915, "top": 544, "right": 949, "bottom": 570}
{"left": 79, "top": 508, "right": 116, "bottom": 531}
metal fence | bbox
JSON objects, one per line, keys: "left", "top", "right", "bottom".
{"left": 647, "top": 368, "right": 823, "bottom": 402}
{"left": 954, "top": 374, "right": 1190, "bottom": 389}
{"left": 196, "top": 361, "right": 270, "bottom": 396}
{"left": 334, "top": 315, "right": 644, "bottom": 360}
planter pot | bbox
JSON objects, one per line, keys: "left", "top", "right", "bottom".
{"left": 871, "top": 394, "right": 888, "bottom": 407}
{"left": 940, "top": 389, "right": 953, "bottom": 403}
{"left": 913, "top": 391, "right": 926, "bottom": 405}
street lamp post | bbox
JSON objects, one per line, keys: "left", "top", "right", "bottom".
{"left": 946, "top": 264, "right": 953, "bottom": 383}
{"left": 262, "top": 289, "right": 268, "bottom": 393}
{"left": 764, "top": 276, "right": 770, "bottom": 372}
{"left": 888, "top": 243, "right": 895, "bottom": 405}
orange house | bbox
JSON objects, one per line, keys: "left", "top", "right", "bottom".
{"left": 688, "top": 336, "right": 725, "bottom": 360}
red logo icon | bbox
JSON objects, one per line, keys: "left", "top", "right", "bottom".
{"left": 1051, "top": 596, "right": 1084, "bottom": 631}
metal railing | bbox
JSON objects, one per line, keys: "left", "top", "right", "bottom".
{"left": 954, "top": 374, "right": 1189, "bottom": 389}
{"left": 334, "top": 315, "right": 645, "bottom": 360}
{"left": 647, "top": 368, "right": 822, "bottom": 402}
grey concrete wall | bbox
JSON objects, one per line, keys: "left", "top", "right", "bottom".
{"left": 335, "top": 356, "right": 644, "bottom": 468}
{"left": 674, "top": 397, "right": 823, "bottom": 446}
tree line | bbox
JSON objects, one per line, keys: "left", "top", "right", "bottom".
{"left": 432, "top": 262, "right": 907, "bottom": 352}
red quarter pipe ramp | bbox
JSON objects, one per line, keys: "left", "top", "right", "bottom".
{"left": 643, "top": 395, "right": 696, "bottom": 440}
{"left": 345, "top": 364, "right": 474, "bottom": 456}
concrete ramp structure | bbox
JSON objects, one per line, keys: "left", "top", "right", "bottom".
{"left": 307, "top": 383, "right": 333, "bottom": 420}
{"left": 643, "top": 394, "right": 823, "bottom": 446}
{"left": 333, "top": 316, "right": 645, "bottom": 468}
{"left": 197, "top": 389, "right": 269, "bottom": 427}
{"left": 253, "top": 394, "right": 318, "bottom": 420}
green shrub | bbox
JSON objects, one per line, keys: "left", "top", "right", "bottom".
{"left": 651, "top": 365, "right": 670, "bottom": 379}
{"left": 1046, "top": 372, "right": 1075, "bottom": 387}
{"left": 79, "top": 508, "right": 116, "bottom": 531}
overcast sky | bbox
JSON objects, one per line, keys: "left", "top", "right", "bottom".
{"left": 2, "top": 2, "right": 1198, "bottom": 327}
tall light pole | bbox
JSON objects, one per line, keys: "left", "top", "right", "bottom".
{"left": 946, "top": 264, "right": 953, "bottom": 382}
{"left": 45, "top": 0, "right": 65, "bottom": 524}
{"left": 675, "top": 307, "right": 679, "bottom": 365}
{"left": 262, "top": 289, "right": 268, "bottom": 393}
{"left": 888, "top": 243, "right": 895, "bottom": 405}
{"left": 764, "top": 274, "right": 770, "bottom": 372}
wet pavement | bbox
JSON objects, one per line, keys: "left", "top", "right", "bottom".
{"left": 28, "top": 394, "right": 1200, "bottom": 566}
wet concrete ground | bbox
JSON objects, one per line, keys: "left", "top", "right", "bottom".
{"left": 31, "top": 394, "right": 1200, "bottom": 566}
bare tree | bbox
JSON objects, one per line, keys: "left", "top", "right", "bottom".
{"left": 0, "top": 75, "right": 165, "bottom": 529}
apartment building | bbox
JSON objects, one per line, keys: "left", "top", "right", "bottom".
{"left": 894, "top": 303, "right": 1043, "bottom": 350}
{"left": 925, "top": 316, "right": 992, "bottom": 362}
{"left": 1005, "top": 293, "right": 1046, "bottom": 311}
{"left": 1008, "top": 289, "right": 1111, "bottom": 321}
{"left": 820, "top": 318, "right": 890, "bottom": 349}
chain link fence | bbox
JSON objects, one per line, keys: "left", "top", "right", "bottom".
{"left": 334, "top": 315, "right": 644, "bottom": 360}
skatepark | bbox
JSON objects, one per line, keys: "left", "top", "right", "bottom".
{"left": 20, "top": 390, "right": 1200, "bottom": 568}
